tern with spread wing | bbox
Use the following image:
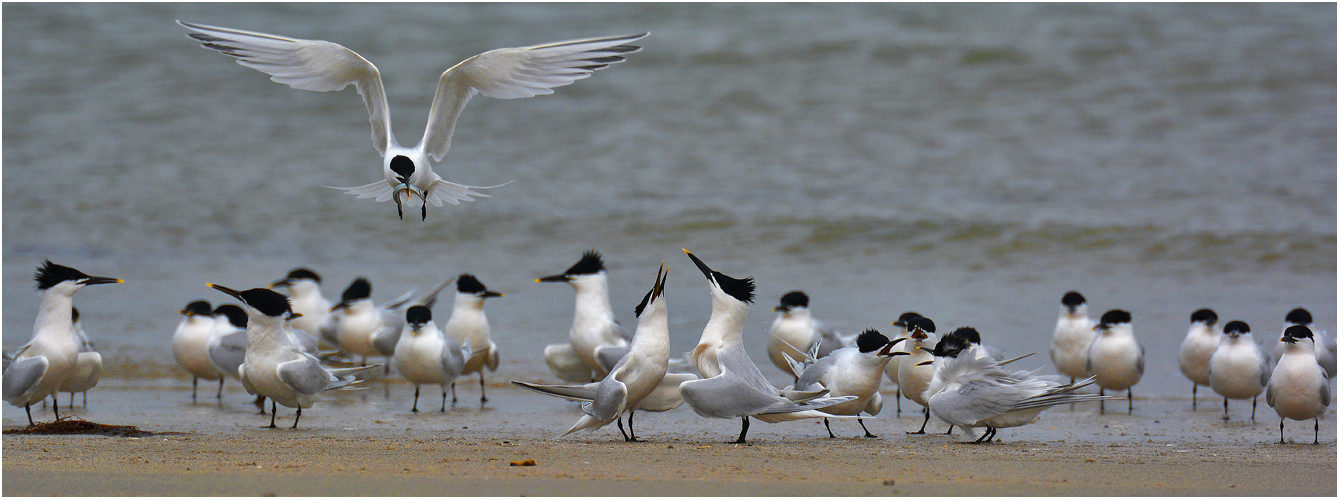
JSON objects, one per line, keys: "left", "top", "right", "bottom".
{"left": 178, "top": 21, "right": 647, "bottom": 220}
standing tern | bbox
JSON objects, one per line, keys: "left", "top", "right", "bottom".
{"left": 1049, "top": 291, "right": 1095, "bottom": 384}
{"left": 767, "top": 291, "right": 850, "bottom": 380}
{"left": 537, "top": 250, "right": 630, "bottom": 381}
{"left": 1087, "top": 309, "right": 1144, "bottom": 414}
{"left": 205, "top": 304, "right": 249, "bottom": 390}
{"left": 1207, "top": 320, "right": 1270, "bottom": 421}
{"left": 1267, "top": 325, "right": 1330, "bottom": 444}
{"left": 55, "top": 308, "right": 101, "bottom": 407}
{"left": 394, "top": 305, "right": 479, "bottom": 412}
{"left": 677, "top": 249, "right": 854, "bottom": 444}
{"left": 172, "top": 300, "right": 227, "bottom": 400}
{"left": 883, "top": 311, "right": 923, "bottom": 414}
{"left": 1177, "top": 308, "right": 1220, "bottom": 410}
{"left": 788, "top": 329, "right": 905, "bottom": 438}
{"left": 177, "top": 21, "right": 648, "bottom": 220}
{"left": 1273, "top": 308, "right": 1336, "bottom": 379}
{"left": 328, "top": 276, "right": 452, "bottom": 370}
{"left": 208, "top": 284, "right": 379, "bottom": 428}
{"left": 2, "top": 261, "right": 122, "bottom": 425}
{"left": 514, "top": 263, "right": 672, "bottom": 441}
{"left": 922, "top": 332, "right": 1114, "bottom": 443}
{"left": 895, "top": 316, "right": 941, "bottom": 434}
{"left": 270, "top": 268, "right": 336, "bottom": 347}
{"left": 442, "top": 274, "right": 503, "bottom": 404}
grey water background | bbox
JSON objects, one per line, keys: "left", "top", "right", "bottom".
{"left": 3, "top": 3, "right": 1335, "bottom": 399}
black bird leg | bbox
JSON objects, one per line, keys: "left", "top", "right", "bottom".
{"left": 479, "top": 372, "right": 488, "bottom": 404}
{"left": 411, "top": 386, "right": 420, "bottom": 413}
{"left": 255, "top": 395, "right": 267, "bottom": 415}
{"left": 732, "top": 417, "right": 750, "bottom": 444}
{"left": 267, "top": 400, "right": 278, "bottom": 428}
{"left": 1223, "top": 398, "right": 1230, "bottom": 421}
{"left": 451, "top": 382, "right": 458, "bottom": 403}
{"left": 1251, "top": 396, "right": 1257, "bottom": 422}
{"left": 1099, "top": 389, "right": 1105, "bottom": 414}
{"left": 217, "top": 379, "right": 225, "bottom": 399}
{"left": 616, "top": 415, "right": 630, "bottom": 441}
{"left": 1279, "top": 418, "right": 1286, "bottom": 444}
{"left": 627, "top": 410, "right": 639, "bottom": 442}
{"left": 1314, "top": 417, "right": 1320, "bottom": 444}
{"left": 823, "top": 418, "right": 836, "bottom": 438}
{"left": 291, "top": 407, "right": 302, "bottom": 429}
{"left": 192, "top": 377, "right": 199, "bottom": 402}
{"left": 24, "top": 404, "right": 33, "bottom": 426}
{"left": 859, "top": 417, "right": 877, "bottom": 438}
{"left": 440, "top": 389, "right": 448, "bottom": 412}
{"left": 1127, "top": 389, "right": 1134, "bottom": 415}
{"left": 1192, "top": 383, "right": 1198, "bottom": 410}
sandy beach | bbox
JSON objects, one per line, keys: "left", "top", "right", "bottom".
{"left": 4, "top": 378, "right": 1335, "bottom": 496}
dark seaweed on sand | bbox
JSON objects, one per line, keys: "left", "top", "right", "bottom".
{"left": 5, "top": 417, "right": 169, "bottom": 437}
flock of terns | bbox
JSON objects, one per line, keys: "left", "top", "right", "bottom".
{"left": 2, "top": 251, "right": 1332, "bottom": 445}
{"left": 1, "top": 22, "right": 1332, "bottom": 446}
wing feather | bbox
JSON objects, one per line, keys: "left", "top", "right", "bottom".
{"left": 177, "top": 21, "right": 393, "bottom": 154}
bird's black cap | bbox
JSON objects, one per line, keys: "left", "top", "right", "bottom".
{"left": 35, "top": 260, "right": 90, "bottom": 290}
{"left": 1190, "top": 308, "right": 1217, "bottom": 325}
{"left": 182, "top": 300, "right": 214, "bottom": 316}
{"left": 1286, "top": 308, "right": 1313, "bottom": 325}
{"left": 1222, "top": 320, "right": 1250, "bottom": 335}
{"left": 948, "top": 327, "right": 981, "bottom": 345}
{"left": 214, "top": 304, "right": 248, "bottom": 328}
{"left": 1061, "top": 291, "right": 1086, "bottom": 307}
{"left": 856, "top": 329, "right": 890, "bottom": 353}
{"left": 1098, "top": 309, "right": 1132, "bottom": 326}
{"left": 893, "top": 311, "right": 922, "bottom": 328}
{"left": 406, "top": 305, "right": 432, "bottom": 326}
{"left": 458, "top": 274, "right": 487, "bottom": 294}
{"left": 565, "top": 250, "right": 605, "bottom": 276}
{"left": 341, "top": 278, "right": 372, "bottom": 302}
{"left": 390, "top": 155, "right": 415, "bottom": 181}
{"left": 683, "top": 249, "right": 755, "bottom": 304}
{"left": 286, "top": 268, "right": 322, "bottom": 283}
{"left": 907, "top": 316, "right": 936, "bottom": 334}
{"left": 777, "top": 291, "right": 809, "bottom": 309}
{"left": 929, "top": 332, "right": 971, "bottom": 358}
{"left": 1283, "top": 324, "right": 1315, "bottom": 342}
{"left": 210, "top": 284, "right": 292, "bottom": 318}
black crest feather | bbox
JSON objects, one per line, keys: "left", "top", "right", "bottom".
{"left": 240, "top": 288, "right": 292, "bottom": 317}
{"left": 564, "top": 250, "right": 605, "bottom": 276}
{"left": 406, "top": 305, "right": 432, "bottom": 326}
{"left": 1285, "top": 308, "right": 1313, "bottom": 325}
{"left": 930, "top": 332, "right": 971, "bottom": 358}
{"left": 856, "top": 329, "right": 890, "bottom": 353}
{"left": 214, "top": 304, "right": 248, "bottom": 328}
{"left": 907, "top": 316, "right": 936, "bottom": 334}
{"left": 1099, "top": 309, "right": 1132, "bottom": 326}
{"left": 949, "top": 327, "right": 981, "bottom": 345}
{"left": 457, "top": 274, "right": 487, "bottom": 294}
{"left": 1190, "top": 308, "right": 1217, "bottom": 325}
{"left": 1284, "top": 324, "right": 1314, "bottom": 342}
{"left": 715, "top": 271, "right": 755, "bottom": 304}
{"left": 893, "top": 311, "right": 922, "bottom": 327}
{"left": 341, "top": 278, "right": 372, "bottom": 302}
{"left": 779, "top": 291, "right": 809, "bottom": 308}
{"left": 1061, "top": 291, "right": 1086, "bottom": 307}
{"left": 183, "top": 300, "right": 214, "bottom": 316}
{"left": 286, "top": 268, "right": 322, "bottom": 283}
{"left": 35, "top": 260, "right": 89, "bottom": 290}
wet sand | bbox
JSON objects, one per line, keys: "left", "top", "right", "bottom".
{"left": 3, "top": 378, "right": 1335, "bottom": 496}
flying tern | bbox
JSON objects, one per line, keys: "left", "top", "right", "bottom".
{"left": 177, "top": 21, "right": 648, "bottom": 220}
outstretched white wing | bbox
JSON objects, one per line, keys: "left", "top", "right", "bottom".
{"left": 177, "top": 20, "right": 393, "bottom": 154}
{"left": 421, "top": 33, "right": 649, "bottom": 162}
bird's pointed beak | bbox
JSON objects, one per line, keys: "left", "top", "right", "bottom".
{"left": 915, "top": 360, "right": 934, "bottom": 367}
{"left": 207, "top": 283, "right": 243, "bottom": 301}
{"left": 289, "top": 312, "right": 303, "bottom": 319}
{"left": 481, "top": 290, "right": 504, "bottom": 299}
{"left": 683, "top": 249, "right": 714, "bottom": 281}
{"left": 877, "top": 342, "right": 908, "bottom": 357}
{"left": 268, "top": 278, "right": 291, "bottom": 289}
{"left": 536, "top": 274, "right": 571, "bottom": 283}
{"left": 774, "top": 305, "right": 788, "bottom": 312}
{"left": 80, "top": 276, "right": 123, "bottom": 286}
{"left": 329, "top": 301, "right": 349, "bottom": 312}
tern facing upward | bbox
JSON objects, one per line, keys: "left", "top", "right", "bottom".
{"left": 515, "top": 263, "right": 672, "bottom": 441}
{"left": 178, "top": 21, "right": 648, "bottom": 220}
{"left": 3, "top": 261, "right": 123, "bottom": 425}
{"left": 677, "top": 249, "right": 855, "bottom": 444}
